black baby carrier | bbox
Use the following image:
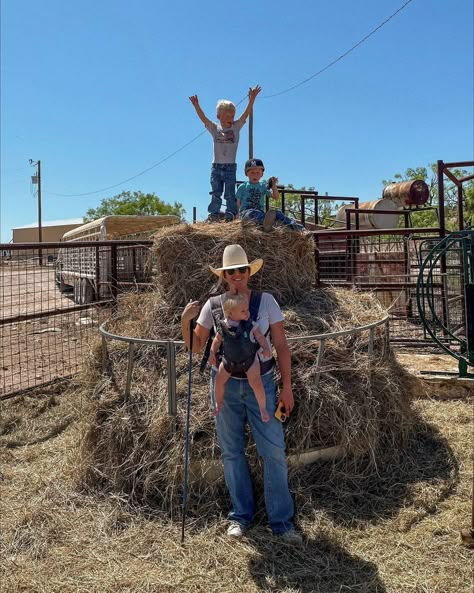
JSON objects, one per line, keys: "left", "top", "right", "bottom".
{"left": 219, "top": 318, "right": 258, "bottom": 374}
{"left": 199, "top": 291, "right": 274, "bottom": 378}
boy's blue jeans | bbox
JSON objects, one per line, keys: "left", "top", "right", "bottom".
{"left": 209, "top": 163, "right": 237, "bottom": 216}
{"left": 211, "top": 370, "right": 295, "bottom": 534}
{"left": 240, "top": 208, "right": 304, "bottom": 231}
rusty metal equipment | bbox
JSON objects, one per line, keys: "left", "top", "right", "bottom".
{"left": 336, "top": 199, "right": 401, "bottom": 229}
{"left": 383, "top": 179, "right": 430, "bottom": 207}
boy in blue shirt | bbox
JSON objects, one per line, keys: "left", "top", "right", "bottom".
{"left": 236, "top": 159, "right": 305, "bottom": 232}
{"left": 189, "top": 86, "right": 261, "bottom": 222}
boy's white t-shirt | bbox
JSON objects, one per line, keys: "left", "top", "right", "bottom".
{"left": 205, "top": 120, "right": 244, "bottom": 164}
{"left": 197, "top": 292, "right": 284, "bottom": 363}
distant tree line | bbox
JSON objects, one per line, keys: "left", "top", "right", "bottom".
{"left": 83, "top": 191, "right": 185, "bottom": 223}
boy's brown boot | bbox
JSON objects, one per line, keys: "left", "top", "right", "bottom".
{"left": 262, "top": 209, "right": 276, "bottom": 232}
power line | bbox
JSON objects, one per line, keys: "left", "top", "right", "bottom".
{"left": 264, "top": 0, "right": 414, "bottom": 98}
{"left": 45, "top": 130, "right": 207, "bottom": 197}
{"left": 44, "top": 95, "right": 248, "bottom": 199}
{"left": 44, "top": 0, "right": 414, "bottom": 198}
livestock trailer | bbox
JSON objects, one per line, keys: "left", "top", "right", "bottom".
{"left": 55, "top": 215, "right": 179, "bottom": 304}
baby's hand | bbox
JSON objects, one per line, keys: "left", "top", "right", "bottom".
{"left": 189, "top": 95, "right": 199, "bottom": 106}
{"left": 209, "top": 351, "right": 217, "bottom": 366}
{"left": 261, "top": 347, "right": 272, "bottom": 359}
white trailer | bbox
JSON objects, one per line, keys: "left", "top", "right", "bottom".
{"left": 55, "top": 215, "right": 179, "bottom": 304}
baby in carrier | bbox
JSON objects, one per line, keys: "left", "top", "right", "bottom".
{"left": 209, "top": 293, "right": 272, "bottom": 422}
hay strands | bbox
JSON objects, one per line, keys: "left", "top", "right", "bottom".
{"left": 181, "top": 319, "right": 194, "bottom": 544}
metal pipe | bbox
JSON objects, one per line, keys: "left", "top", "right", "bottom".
{"left": 458, "top": 184, "right": 464, "bottom": 231}
{"left": 124, "top": 342, "right": 136, "bottom": 400}
{"left": 167, "top": 341, "right": 178, "bottom": 416}
{"left": 102, "top": 335, "right": 109, "bottom": 373}
{"left": 437, "top": 160, "right": 446, "bottom": 238}
{"left": 368, "top": 327, "right": 374, "bottom": 358}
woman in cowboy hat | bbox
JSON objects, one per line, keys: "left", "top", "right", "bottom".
{"left": 181, "top": 244, "right": 302, "bottom": 543}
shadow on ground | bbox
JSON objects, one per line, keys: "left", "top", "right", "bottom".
{"left": 291, "top": 418, "right": 459, "bottom": 528}
{"left": 247, "top": 529, "right": 387, "bottom": 593}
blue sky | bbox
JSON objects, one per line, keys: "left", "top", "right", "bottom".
{"left": 1, "top": 0, "right": 473, "bottom": 241}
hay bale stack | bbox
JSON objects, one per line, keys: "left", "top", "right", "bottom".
{"left": 80, "top": 222, "right": 416, "bottom": 515}
{"left": 151, "top": 220, "right": 316, "bottom": 308}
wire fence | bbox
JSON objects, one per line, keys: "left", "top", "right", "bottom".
{"left": 314, "top": 227, "right": 443, "bottom": 343}
{"left": 0, "top": 240, "right": 152, "bottom": 399}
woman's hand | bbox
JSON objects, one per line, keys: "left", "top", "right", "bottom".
{"left": 182, "top": 300, "right": 200, "bottom": 323}
{"left": 278, "top": 384, "right": 295, "bottom": 415}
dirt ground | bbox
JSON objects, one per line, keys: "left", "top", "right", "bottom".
{"left": 0, "top": 264, "right": 99, "bottom": 397}
{"left": 0, "top": 263, "right": 71, "bottom": 318}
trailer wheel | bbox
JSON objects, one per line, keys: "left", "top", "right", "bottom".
{"left": 80, "top": 278, "right": 93, "bottom": 305}
{"left": 73, "top": 280, "right": 81, "bottom": 304}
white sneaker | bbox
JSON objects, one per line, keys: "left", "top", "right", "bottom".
{"left": 280, "top": 528, "right": 303, "bottom": 544}
{"left": 227, "top": 521, "right": 246, "bottom": 538}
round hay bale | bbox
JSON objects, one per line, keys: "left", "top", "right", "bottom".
{"left": 150, "top": 220, "right": 316, "bottom": 308}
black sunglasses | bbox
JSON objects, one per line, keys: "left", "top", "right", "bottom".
{"left": 226, "top": 266, "right": 249, "bottom": 275}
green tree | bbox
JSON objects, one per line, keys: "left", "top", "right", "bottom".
{"left": 83, "top": 191, "right": 185, "bottom": 222}
{"left": 464, "top": 181, "right": 474, "bottom": 227}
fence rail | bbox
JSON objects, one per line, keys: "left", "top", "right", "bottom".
{"left": 99, "top": 314, "right": 390, "bottom": 419}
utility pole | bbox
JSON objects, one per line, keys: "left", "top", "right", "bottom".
{"left": 30, "top": 159, "right": 43, "bottom": 265}
{"left": 248, "top": 89, "right": 253, "bottom": 159}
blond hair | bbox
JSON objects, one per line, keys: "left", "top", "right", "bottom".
{"left": 223, "top": 293, "right": 248, "bottom": 316}
{"left": 216, "top": 99, "right": 236, "bottom": 116}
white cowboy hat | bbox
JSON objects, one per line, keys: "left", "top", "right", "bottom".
{"left": 209, "top": 244, "right": 263, "bottom": 278}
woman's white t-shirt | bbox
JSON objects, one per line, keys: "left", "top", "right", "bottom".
{"left": 196, "top": 292, "right": 284, "bottom": 364}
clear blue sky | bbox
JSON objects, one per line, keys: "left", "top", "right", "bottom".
{"left": 1, "top": 0, "right": 473, "bottom": 241}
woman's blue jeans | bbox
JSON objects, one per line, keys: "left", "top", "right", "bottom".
{"left": 211, "top": 370, "right": 295, "bottom": 534}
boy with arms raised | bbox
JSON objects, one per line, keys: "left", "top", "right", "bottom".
{"left": 189, "top": 86, "right": 261, "bottom": 221}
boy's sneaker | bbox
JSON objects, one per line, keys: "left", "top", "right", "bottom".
{"left": 262, "top": 209, "right": 277, "bottom": 232}
{"left": 227, "top": 521, "right": 246, "bottom": 538}
{"left": 224, "top": 212, "right": 235, "bottom": 222}
{"left": 207, "top": 213, "right": 220, "bottom": 223}
{"left": 280, "top": 528, "right": 303, "bottom": 544}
